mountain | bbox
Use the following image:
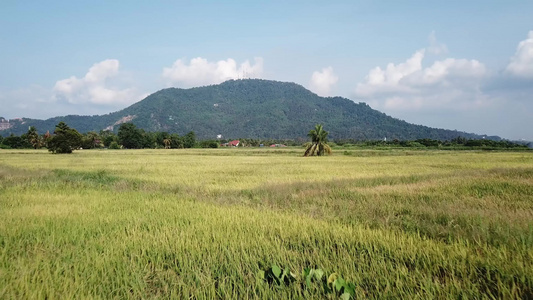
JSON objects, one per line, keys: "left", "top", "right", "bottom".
{"left": 1, "top": 79, "right": 497, "bottom": 140}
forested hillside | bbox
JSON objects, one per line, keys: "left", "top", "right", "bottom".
{"left": 1, "top": 79, "right": 496, "bottom": 140}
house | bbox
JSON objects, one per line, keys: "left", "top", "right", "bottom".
{"left": 221, "top": 140, "right": 240, "bottom": 147}
{"left": 0, "top": 118, "right": 11, "bottom": 131}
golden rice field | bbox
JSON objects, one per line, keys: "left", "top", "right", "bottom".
{"left": 1, "top": 148, "right": 532, "bottom": 298}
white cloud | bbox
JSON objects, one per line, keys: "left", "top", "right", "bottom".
{"left": 427, "top": 31, "right": 448, "bottom": 55}
{"left": 355, "top": 49, "right": 488, "bottom": 112}
{"left": 355, "top": 50, "right": 425, "bottom": 96}
{"left": 349, "top": 31, "right": 533, "bottom": 140}
{"left": 53, "top": 59, "right": 143, "bottom": 106}
{"left": 506, "top": 31, "right": 533, "bottom": 78}
{"left": 162, "top": 57, "right": 264, "bottom": 87}
{"left": 404, "top": 58, "right": 486, "bottom": 88}
{"left": 309, "top": 66, "right": 338, "bottom": 96}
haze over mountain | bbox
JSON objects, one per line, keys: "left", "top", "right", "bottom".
{"left": 1, "top": 79, "right": 498, "bottom": 141}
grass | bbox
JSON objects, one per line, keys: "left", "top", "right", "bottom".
{"left": 1, "top": 148, "right": 532, "bottom": 298}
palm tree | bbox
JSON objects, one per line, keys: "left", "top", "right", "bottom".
{"left": 304, "top": 124, "right": 332, "bottom": 156}
{"left": 163, "top": 138, "right": 171, "bottom": 149}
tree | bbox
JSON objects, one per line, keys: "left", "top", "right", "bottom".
{"left": 170, "top": 133, "right": 183, "bottom": 148}
{"left": 199, "top": 140, "right": 219, "bottom": 148}
{"left": 163, "top": 138, "right": 171, "bottom": 149}
{"left": 2, "top": 134, "right": 27, "bottom": 149}
{"left": 118, "top": 123, "right": 144, "bottom": 149}
{"left": 43, "top": 131, "right": 52, "bottom": 148}
{"left": 26, "top": 126, "right": 41, "bottom": 149}
{"left": 183, "top": 131, "right": 196, "bottom": 148}
{"left": 47, "top": 122, "right": 82, "bottom": 154}
{"left": 82, "top": 131, "right": 101, "bottom": 149}
{"left": 304, "top": 124, "right": 332, "bottom": 156}
{"left": 155, "top": 131, "right": 170, "bottom": 148}
{"left": 100, "top": 130, "right": 117, "bottom": 148}
{"left": 109, "top": 141, "right": 120, "bottom": 149}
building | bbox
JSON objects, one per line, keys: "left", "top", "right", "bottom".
{"left": 0, "top": 119, "right": 11, "bottom": 131}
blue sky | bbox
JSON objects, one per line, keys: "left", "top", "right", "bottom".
{"left": 1, "top": 0, "right": 532, "bottom": 140}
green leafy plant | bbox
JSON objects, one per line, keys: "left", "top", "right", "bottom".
{"left": 326, "top": 272, "right": 356, "bottom": 299}
{"left": 303, "top": 267, "right": 324, "bottom": 288}
{"left": 259, "top": 265, "right": 355, "bottom": 299}
{"left": 257, "top": 264, "right": 297, "bottom": 287}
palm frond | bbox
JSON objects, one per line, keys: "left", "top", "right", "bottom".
{"left": 323, "top": 144, "right": 332, "bottom": 154}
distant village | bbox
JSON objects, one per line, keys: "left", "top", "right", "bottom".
{"left": 220, "top": 140, "right": 287, "bottom": 148}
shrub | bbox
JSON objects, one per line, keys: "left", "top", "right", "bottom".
{"left": 109, "top": 142, "right": 120, "bottom": 149}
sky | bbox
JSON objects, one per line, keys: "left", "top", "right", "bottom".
{"left": 1, "top": 0, "right": 532, "bottom": 140}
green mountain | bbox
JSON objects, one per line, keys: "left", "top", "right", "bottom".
{"left": 1, "top": 79, "right": 497, "bottom": 140}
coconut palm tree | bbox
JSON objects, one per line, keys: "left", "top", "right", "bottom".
{"left": 163, "top": 138, "right": 171, "bottom": 149}
{"left": 304, "top": 124, "right": 332, "bottom": 156}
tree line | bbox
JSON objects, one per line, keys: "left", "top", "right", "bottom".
{"left": 0, "top": 122, "right": 199, "bottom": 153}
{"left": 0, "top": 122, "right": 298, "bottom": 153}
{"left": 333, "top": 137, "right": 531, "bottom": 150}
{"left": 1, "top": 121, "right": 529, "bottom": 153}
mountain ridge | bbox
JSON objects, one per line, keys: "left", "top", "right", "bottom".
{"left": 1, "top": 79, "right": 499, "bottom": 141}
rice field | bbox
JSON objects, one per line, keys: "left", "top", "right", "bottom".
{"left": 1, "top": 148, "right": 532, "bottom": 298}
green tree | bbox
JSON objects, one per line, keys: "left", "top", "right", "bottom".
{"left": 2, "top": 134, "right": 27, "bottom": 149}
{"left": 100, "top": 130, "right": 117, "bottom": 147}
{"left": 170, "top": 133, "right": 183, "bottom": 148}
{"left": 82, "top": 131, "right": 101, "bottom": 149}
{"left": 304, "top": 124, "right": 332, "bottom": 156}
{"left": 199, "top": 140, "right": 219, "bottom": 148}
{"left": 47, "top": 122, "right": 82, "bottom": 154}
{"left": 108, "top": 141, "right": 120, "bottom": 149}
{"left": 183, "top": 131, "right": 196, "bottom": 148}
{"left": 26, "top": 126, "right": 41, "bottom": 149}
{"left": 142, "top": 130, "right": 156, "bottom": 148}
{"left": 118, "top": 123, "right": 144, "bottom": 149}
{"left": 154, "top": 131, "right": 170, "bottom": 148}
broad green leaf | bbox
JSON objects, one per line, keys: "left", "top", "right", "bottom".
{"left": 271, "top": 264, "right": 281, "bottom": 278}
{"left": 257, "top": 270, "right": 265, "bottom": 280}
{"left": 345, "top": 283, "right": 356, "bottom": 296}
{"left": 314, "top": 269, "right": 324, "bottom": 280}
{"left": 340, "top": 292, "right": 352, "bottom": 300}
{"left": 335, "top": 277, "right": 346, "bottom": 291}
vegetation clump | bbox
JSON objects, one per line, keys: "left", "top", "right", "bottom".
{"left": 304, "top": 124, "right": 332, "bottom": 156}
{"left": 258, "top": 265, "right": 356, "bottom": 299}
{"left": 47, "top": 121, "right": 82, "bottom": 154}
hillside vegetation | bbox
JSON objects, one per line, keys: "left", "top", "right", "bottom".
{"left": 1, "top": 79, "right": 495, "bottom": 140}
{"left": 1, "top": 149, "right": 532, "bottom": 298}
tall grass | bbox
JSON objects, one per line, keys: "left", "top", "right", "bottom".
{"left": 1, "top": 149, "right": 532, "bottom": 298}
